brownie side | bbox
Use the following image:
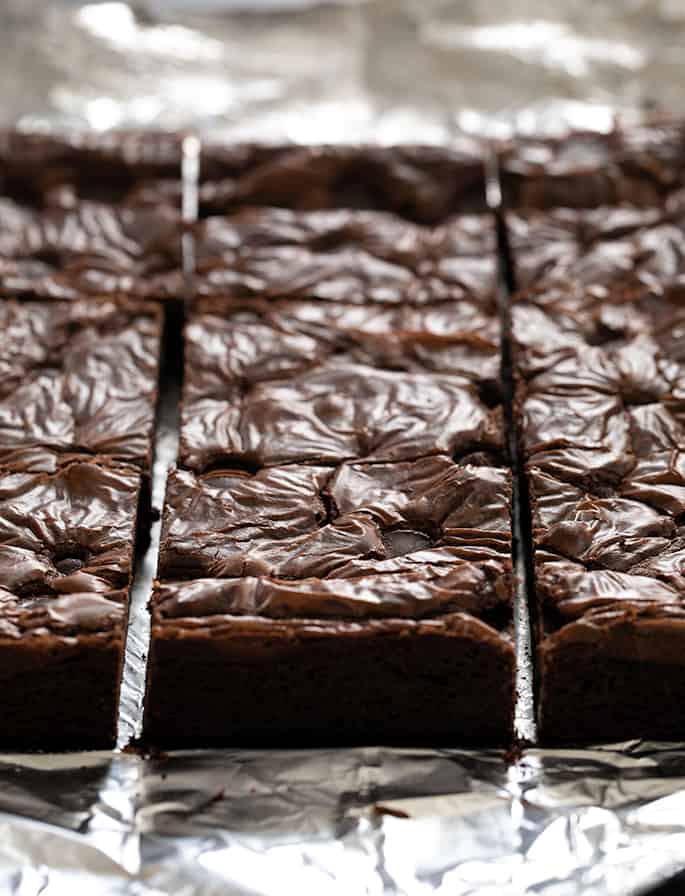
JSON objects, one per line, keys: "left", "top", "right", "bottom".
{"left": 144, "top": 606, "right": 515, "bottom": 746}
{"left": 0, "top": 460, "right": 141, "bottom": 747}
{"left": 499, "top": 119, "right": 685, "bottom": 210}
{"left": 0, "top": 627, "right": 124, "bottom": 749}
{"left": 538, "top": 616, "right": 685, "bottom": 744}
{"left": 0, "top": 298, "right": 162, "bottom": 474}
{"left": 0, "top": 129, "right": 184, "bottom": 208}
{"left": 510, "top": 208, "right": 685, "bottom": 743}
{"left": 198, "top": 141, "right": 488, "bottom": 221}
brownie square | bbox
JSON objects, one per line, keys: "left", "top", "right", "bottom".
{"left": 198, "top": 140, "right": 488, "bottom": 221}
{"left": 0, "top": 460, "right": 141, "bottom": 747}
{"left": 192, "top": 207, "right": 496, "bottom": 307}
{"left": 499, "top": 119, "right": 685, "bottom": 210}
{"left": 144, "top": 455, "right": 515, "bottom": 745}
{"left": 0, "top": 298, "right": 162, "bottom": 474}
{"left": 0, "top": 129, "right": 184, "bottom": 209}
{"left": 179, "top": 298, "right": 503, "bottom": 472}
{"left": 0, "top": 199, "right": 183, "bottom": 300}
{"left": 510, "top": 208, "right": 685, "bottom": 743}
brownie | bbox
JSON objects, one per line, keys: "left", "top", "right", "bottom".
{"left": 0, "top": 298, "right": 162, "bottom": 474}
{"left": 144, "top": 456, "right": 515, "bottom": 745}
{"left": 0, "top": 459, "right": 141, "bottom": 747}
{"left": 499, "top": 119, "right": 685, "bottom": 209}
{"left": 510, "top": 207, "right": 685, "bottom": 743}
{"left": 179, "top": 298, "right": 503, "bottom": 472}
{"left": 199, "top": 140, "right": 488, "bottom": 221}
{"left": 0, "top": 199, "right": 183, "bottom": 300}
{"left": 192, "top": 206, "right": 496, "bottom": 306}
{"left": 0, "top": 129, "right": 184, "bottom": 209}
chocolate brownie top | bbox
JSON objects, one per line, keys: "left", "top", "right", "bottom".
{"left": 0, "top": 199, "right": 183, "bottom": 300}
{"left": 193, "top": 207, "right": 496, "bottom": 306}
{"left": 0, "top": 298, "right": 161, "bottom": 473}
{"left": 0, "top": 460, "right": 140, "bottom": 639}
{"left": 500, "top": 121, "right": 685, "bottom": 209}
{"left": 180, "top": 299, "right": 503, "bottom": 472}
{"left": 153, "top": 454, "right": 511, "bottom": 634}
{"left": 0, "top": 129, "right": 184, "bottom": 208}
{"left": 513, "top": 210, "right": 685, "bottom": 656}
{"left": 199, "top": 141, "right": 487, "bottom": 221}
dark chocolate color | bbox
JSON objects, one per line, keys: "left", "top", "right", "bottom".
{"left": 0, "top": 299, "right": 162, "bottom": 473}
{"left": 500, "top": 120, "right": 685, "bottom": 209}
{"left": 180, "top": 298, "right": 503, "bottom": 472}
{"left": 199, "top": 141, "right": 487, "bottom": 221}
{"left": 0, "top": 129, "right": 184, "bottom": 208}
{"left": 0, "top": 461, "right": 141, "bottom": 747}
{"left": 511, "top": 206, "right": 685, "bottom": 743}
{"left": 146, "top": 222, "right": 515, "bottom": 743}
{"left": 146, "top": 456, "right": 514, "bottom": 745}
{"left": 193, "top": 206, "right": 496, "bottom": 306}
{"left": 0, "top": 199, "right": 183, "bottom": 300}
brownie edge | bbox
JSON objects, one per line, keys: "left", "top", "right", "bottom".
{"left": 143, "top": 587, "right": 515, "bottom": 747}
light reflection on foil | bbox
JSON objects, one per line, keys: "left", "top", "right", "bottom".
{"left": 2, "top": 2, "right": 685, "bottom": 895}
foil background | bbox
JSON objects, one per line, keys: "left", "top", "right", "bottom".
{"left": 2, "top": 2, "right": 685, "bottom": 894}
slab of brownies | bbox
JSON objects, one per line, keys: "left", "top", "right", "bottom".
{"left": 0, "top": 298, "right": 162, "bottom": 746}
{"left": 509, "top": 197, "right": 685, "bottom": 743}
{"left": 143, "top": 200, "right": 517, "bottom": 746}
{"left": 6, "top": 125, "right": 685, "bottom": 748}
{"left": 0, "top": 132, "right": 190, "bottom": 746}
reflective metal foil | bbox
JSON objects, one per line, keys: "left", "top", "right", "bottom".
{"left": 2, "top": 2, "right": 685, "bottom": 894}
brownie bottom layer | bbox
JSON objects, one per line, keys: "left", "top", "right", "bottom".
{"left": 144, "top": 630, "right": 515, "bottom": 747}
{"left": 539, "top": 645, "right": 685, "bottom": 744}
{"left": 0, "top": 637, "right": 122, "bottom": 749}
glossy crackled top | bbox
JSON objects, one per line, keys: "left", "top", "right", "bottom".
{"left": 199, "top": 141, "right": 486, "bottom": 222}
{"left": 0, "top": 129, "right": 183, "bottom": 208}
{"left": 0, "top": 198, "right": 183, "bottom": 299}
{"left": 0, "top": 461, "right": 140, "bottom": 638}
{"left": 156, "top": 454, "right": 511, "bottom": 626}
{"left": 500, "top": 121, "right": 685, "bottom": 208}
{"left": 0, "top": 299, "right": 161, "bottom": 472}
{"left": 193, "top": 206, "right": 496, "bottom": 306}
{"left": 180, "top": 301, "right": 503, "bottom": 472}
{"left": 513, "top": 211, "right": 685, "bottom": 641}
{"left": 507, "top": 201, "right": 685, "bottom": 298}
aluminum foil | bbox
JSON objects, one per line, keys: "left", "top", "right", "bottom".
{"left": 3, "top": 2, "right": 685, "bottom": 894}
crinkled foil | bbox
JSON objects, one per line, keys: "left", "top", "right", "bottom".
{"left": 3, "top": 2, "right": 685, "bottom": 894}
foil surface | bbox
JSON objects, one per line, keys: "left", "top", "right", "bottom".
{"left": 2, "top": 2, "right": 685, "bottom": 894}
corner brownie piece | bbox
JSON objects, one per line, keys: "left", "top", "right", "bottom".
{"left": 0, "top": 298, "right": 162, "bottom": 474}
{"left": 511, "top": 207, "right": 685, "bottom": 743}
{"left": 0, "top": 129, "right": 184, "bottom": 208}
{"left": 192, "top": 207, "right": 496, "bottom": 306}
{"left": 199, "top": 140, "right": 487, "bottom": 221}
{"left": 499, "top": 119, "right": 685, "bottom": 209}
{"left": 0, "top": 199, "right": 183, "bottom": 300}
{"left": 144, "top": 456, "right": 514, "bottom": 745}
{"left": 0, "top": 460, "right": 141, "bottom": 747}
